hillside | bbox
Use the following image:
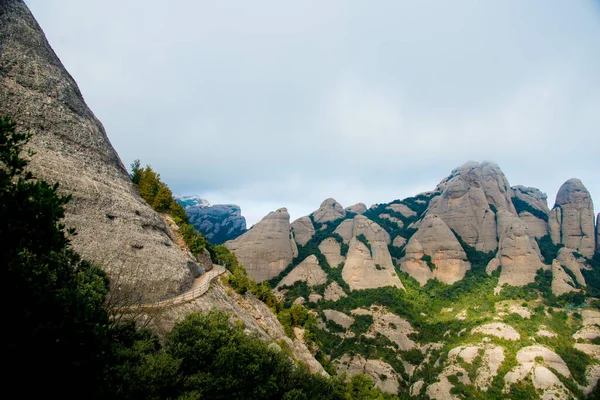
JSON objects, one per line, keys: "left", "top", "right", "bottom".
{"left": 227, "top": 161, "right": 600, "bottom": 398}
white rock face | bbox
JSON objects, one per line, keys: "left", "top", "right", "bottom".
{"left": 472, "top": 323, "right": 520, "bottom": 340}
{"left": 276, "top": 255, "right": 327, "bottom": 289}
{"left": 487, "top": 211, "right": 547, "bottom": 287}
{"left": 226, "top": 208, "right": 297, "bottom": 282}
{"left": 549, "top": 178, "right": 596, "bottom": 257}
{"left": 324, "top": 281, "right": 347, "bottom": 301}
{"left": 400, "top": 214, "right": 471, "bottom": 285}
{"left": 518, "top": 211, "right": 549, "bottom": 239}
{"left": 426, "top": 364, "right": 470, "bottom": 400}
{"left": 582, "top": 309, "right": 600, "bottom": 326}
{"left": 345, "top": 203, "right": 367, "bottom": 215}
{"left": 428, "top": 161, "right": 516, "bottom": 252}
{"left": 551, "top": 260, "right": 578, "bottom": 296}
{"left": 318, "top": 238, "right": 345, "bottom": 268}
{"left": 335, "top": 354, "right": 402, "bottom": 395}
{"left": 447, "top": 344, "right": 504, "bottom": 391}
{"left": 573, "top": 325, "right": 600, "bottom": 341}
{"left": 334, "top": 215, "right": 392, "bottom": 245}
{"left": 291, "top": 216, "right": 315, "bottom": 246}
{"left": 342, "top": 237, "right": 403, "bottom": 291}
{"left": 312, "top": 198, "right": 346, "bottom": 223}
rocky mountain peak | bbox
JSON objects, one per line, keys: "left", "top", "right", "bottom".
{"left": 427, "top": 161, "right": 515, "bottom": 252}
{"left": 312, "top": 198, "right": 346, "bottom": 223}
{"left": 225, "top": 207, "right": 297, "bottom": 282}
{"left": 549, "top": 178, "right": 595, "bottom": 257}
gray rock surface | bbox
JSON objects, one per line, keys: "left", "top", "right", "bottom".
{"left": 312, "top": 198, "right": 346, "bottom": 223}
{"left": 556, "top": 248, "right": 586, "bottom": 286}
{"left": 275, "top": 255, "right": 327, "bottom": 289}
{"left": 226, "top": 208, "right": 297, "bottom": 282}
{"left": 291, "top": 216, "right": 315, "bottom": 246}
{"left": 183, "top": 202, "right": 247, "bottom": 244}
{"left": 597, "top": 213, "right": 599, "bottom": 254}
{"left": 551, "top": 260, "right": 577, "bottom": 296}
{"left": 0, "top": 0, "right": 195, "bottom": 300}
{"left": 512, "top": 185, "right": 549, "bottom": 238}
{"left": 486, "top": 211, "right": 547, "bottom": 287}
{"left": 342, "top": 237, "right": 403, "bottom": 291}
{"left": 427, "top": 161, "right": 516, "bottom": 252}
{"left": 400, "top": 214, "right": 471, "bottom": 285}
{"left": 318, "top": 238, "right": 345, "bottom": 268}
{"left": 549, "top": 179, "right": 596, "bottom": 257}
{"left": 324, "top": 281, "right": 347, "bottom": 301}
{"left": 345, "top": 203, "right": 367, "bottom": 215}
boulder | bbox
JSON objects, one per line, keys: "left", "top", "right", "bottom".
{"left": 276, "top": 255, "right": 327, "bottom": 289}
{"left": 549, "top": 179, "right": 596, "bottom": 257}
{"left": 400, "top": 214, "right": 471, "bottom": 285}
{"left": 291, "top": 216, "right": 315, "bottom": 246}
{"left": 226, "top": 208, "right": 297, "bottom": 282}
{"left": 312, "top": 198, "right": 346, "bottom": 223}
{"left": 324, "top": 281, "right": 347, "bottom": 301}
{"left": 345, "top": 203, "right": 367, "bottom": 215}
{"left": 427, "top": 161, "right": 516, "bottom": 252}
{"left": 342, "top": 237, "right": 403, "bottom": 291}
{"left": 318, "top": 238, "right": 345, "bottom": 268}
{"left": 0, "top": 0, "right": 198, "bottom": 300}
{"left": 486, "top": 211, "right": 547, "bottom": 287}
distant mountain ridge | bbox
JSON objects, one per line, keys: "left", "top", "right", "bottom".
{"left": 175, "top": 195, "right": 247, "bottom": 244}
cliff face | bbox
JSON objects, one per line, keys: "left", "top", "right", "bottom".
{"left": 0, "top": 0, "right": 195, "bottom": 300}
{"left": 181, "top": 201, "right": 247, "bottom": 244}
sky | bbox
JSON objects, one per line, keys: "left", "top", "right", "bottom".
{"left": 26, "top": 0, "right": 600, "bottom": 227}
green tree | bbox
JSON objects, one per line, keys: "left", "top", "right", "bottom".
{"left": 1, "top": 117, "right": 112, "bottom": 398}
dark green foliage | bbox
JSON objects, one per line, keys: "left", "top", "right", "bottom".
{"left": 536, "top": 234, "right": 563, "bottom": 265}
{"left": 511, "top": 195, "right": 549, "bottom": 222}
{"left": 388, "top": 244, "right": 406, "bottom": 261}
{"left": 421, "top": 254, "right": 436, "bottom": 271}
{"left": 1, "top": 117, "right": 112, "bottom": 398}
{"left": 451, "top": 230, "right": 496, "bottom": 275}
{"left": 350, "top": 314, "right": 374, "bottom": 335}
{"left": 488, "top": 203, "right": 498, "bottom": 213}
{"left": 356, "top": 233, "right": 372, "bottom": 253}
{"left": 581, "top": 252, "right": 600, "bottom": 297}
{"left": 400, "top": 349, "right": 425, "bottom": 365}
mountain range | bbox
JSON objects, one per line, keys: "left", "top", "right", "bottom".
{"left": 1, "top": 1, "right": 599, "bottom": 398}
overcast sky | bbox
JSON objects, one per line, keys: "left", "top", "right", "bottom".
{"left": 26, "top": 0, "right": 600, "bottom": 226}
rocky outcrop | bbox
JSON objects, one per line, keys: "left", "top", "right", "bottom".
{"left": 400, "top": 214, "right": 471, "bottom": 285}
{"left": 312, "top": 198, "right": 346, "bottom": 223}
{"left": 551, "top": 260, "right": 577, "bottom": 296}
{"left": 555, "top": 248, "right": 586, "bottom": 286}
{"left": 276, "top": 255, "right": 327, "bottom": 289}
{"left": 226, "top": 208, "right": 297, "bottom": 282}
{"left": 0, "top": 0, "right": 196, "bottom": 300}
{"left": 387, "top": 203, "right": 416, "bottom": 218}
{"left": 427, "top": 161, "right": 516, "bottom": 252}
{"left": 335, "top": 354, "right": 401, "bottom": 395}
{"left": 486, "top": 211, "right": 547, "bottom": 287}
{"left": 549, "top": 179, "right": 596, "bottom": 257}
{"left": 392, "top": 236, "right": 407, "bottom": 248}
{"left": 291, "top": 216, "right": 315, "bottom": 246}
{"left": 175, "top": 195, "right": 210, "bottom": 208}
{"left": 472, "top": 323, "right": 520, "bottom": 340}
{"left": 183, "top": 202, "right": 246, "bottom": 244}
{"left": 342, "top": 237, "right": 403, "bottom": 291}
{"left": 345, "top": 203, "right": 367, "bottom": 215}
{"left": 512, "top": 186, "right": 550, "bottom": 239}
{"left": 324, "top": 281, "right": 347, "bottom": 301}
{"left": 318, "top": 238, "right": 345, "bottom": 268}
{"left": 446, "top": 344, "right": 504, "bottom": 391}
{"left": 334, "top": 215, "right": 391, "bottom": 245}
{"left": 323, "top": 310, "right": 354, "bottom": 329}
{"left": 351, "top": 307, "right": 416, "bottom": 350}
{"left": 596, "top": 213, "right": 599, "bottom": 254}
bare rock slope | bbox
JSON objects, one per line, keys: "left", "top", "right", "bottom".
{"left": 226, "top": 208, "right": 298, "bottom": 282}
{"left": 0, "top": 0, "right": 194, "bottom": 300}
